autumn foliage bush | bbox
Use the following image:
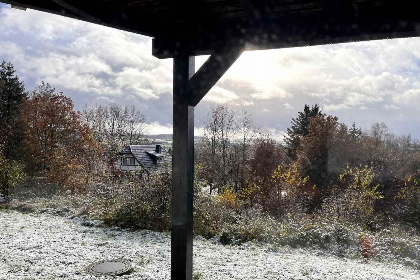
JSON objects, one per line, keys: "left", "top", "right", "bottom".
{"left": 239, "top": 164, "right": 318, "bottom": 217}
{"left": 88, "top": 171, "right": 172, "bottom": 231}
{"left": 323, "top": 165, "right": 384, "bottom": 227}
{"left": 194, "top": 186, "right": 239, "bottom": 239}
{"left": 393, "top": 177, "right": 420, "bottom": 230}
{"left": 0, "top": 146, "right": 25, "bottom": 197}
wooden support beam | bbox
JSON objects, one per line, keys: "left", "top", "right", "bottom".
{"left": 172, "top": 46, "right": 241, "bottom": 278}
{"left": 188, "top": 46, "right": 243, "bottom": 106}
{"left": 172, "top": 55, "right": 195, "bottom": 280}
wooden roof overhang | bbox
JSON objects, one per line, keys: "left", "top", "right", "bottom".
{"left": 2, "top": 0, "right": 420, "bottom": 58}
{"left": 2, "top": 1, "right": 419, "bottom": 280}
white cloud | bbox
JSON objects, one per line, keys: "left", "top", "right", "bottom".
{"left": 392, "top": 89, "right": 420, "bottom": 107}
{"left": 145, "top": 122, "right": 208, "bottom": 136}
{"left": 0, "top": 6, "right": 172, "bottom": 99}
{"left": 265, "top": 128, "right": 287, "bottom": 142}
{"left": 242, "top": 100, "right": 254, "bottom": 106}
{"left": 194, "top": 127, "right": 206, "bottom": 137}
{"left": 384, "top": 104, "right": 399, "bottom": 110}
{"left": 284, "top": 103, "right": 294, "bottom": 109}
{"left": 1, "top": 5, "right": 420, "bottom": 138}
{"left": 145, "top": 122, "right": 172, "bottom": 135}
{"left": 203, "top": 86, "right": 239, "bottom": 103}
{"left": 0, "top": 7, "right": 83, "bottom": 39}
{"left": 115, "top": 67, "right": 170, "bottom": 100}
{"left": 324, "top": 104, "right": 350, "bottom": 112}
{"left": 0, "top": 41, "right": 23, "bottom": 59}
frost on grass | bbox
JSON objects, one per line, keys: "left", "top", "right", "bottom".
{"left": 1, "top": 210, "right": 420, "bottom": 280}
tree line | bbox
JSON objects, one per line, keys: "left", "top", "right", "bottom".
{"left": 1, "top": 60, "right": 419, "bottom": 230}
{"left": 196, "top": 104, "right": 419, "bottom": 229}
{"left": 0, "top": 61, "right": 147, "bottom": 195}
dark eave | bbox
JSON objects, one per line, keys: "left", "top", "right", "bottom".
{"left": 2, "top": 1, "right": 419, "bottom": 57}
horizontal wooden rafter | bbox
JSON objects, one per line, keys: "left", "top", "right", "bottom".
{"left": 50, "top": 0, "right": 101, "bottom": 23}
{"left": 153, "top": 14, "right": 420, "bottom": 58}
{"left": 2, "top": 0, "right": 419, "bottom": 59}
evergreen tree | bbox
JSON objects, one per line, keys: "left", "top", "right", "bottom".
{"left": 284, "top": 104, "right": 321, "bottom": 160}
{"left": 0, "top": 61, "right": 26, "bottom": 159}
{"left": 349, "top": 122, "right": 362, "bottom": 140}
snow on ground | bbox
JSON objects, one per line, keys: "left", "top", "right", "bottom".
{"left": 1, "top": 210, "right": 419, "bottom": 280}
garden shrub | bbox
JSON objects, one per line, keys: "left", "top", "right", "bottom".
{"left": 373, "top": 225, "right": 420, "bottom": 269}
{"left": 394, "top": 177, "right": 420, "bottom": 230}
{"left": 218, "top": 186, "right": 242, "bottom": 210}
{"left": 89, "top": 171, "right": 171, "bottom": 231}
{"left": 219, "top": 207, "right": 280, "bottom": 245}
{"left": 277, "top": 214, "right": 359, "bottom": 257}
{"left": 0, "top": 149, "right": 25, "bottom": 198}
{"left": 323, "top": 165, "right": 384, "bottom": 227}
{"left": 193, "top": 185, "right": 239, "bottom": 239}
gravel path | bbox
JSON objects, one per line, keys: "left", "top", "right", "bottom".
{"left": 1, "top": 210, "right": 419, "bottom": 280}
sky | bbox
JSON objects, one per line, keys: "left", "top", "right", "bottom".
{"left": 0, "top": 4, "right": 419, "bottom": 139}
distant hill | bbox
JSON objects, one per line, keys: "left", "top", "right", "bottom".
{"left": 144, "top": 134, "right": 203, "bottom": 141}
{"left": 144, "top": 134, "right": 173, "bottom": 140}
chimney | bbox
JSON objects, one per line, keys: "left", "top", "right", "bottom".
{"left": 155, "top": 145, "right": 162, "bottom": 153}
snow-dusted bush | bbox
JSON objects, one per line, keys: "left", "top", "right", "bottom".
{"left": 373, "top": 225, "right": 420, "bottom": 269}
{"left": 393, "top": 177, "right": 420, "bottom": 230}
{"left": 0, "top": 148, "right": 26, "bottom": 198}
{"left": 194, "top": 185, "right": 239, "bottom": 239}
{"left": 88, "top": 172, "right": 171, "bottom": 231}
{"left": 322, "top": 165, "right": 385, "bottom": 229}
{"left": 277, "top": 214, "right": 360, "bottom": 257}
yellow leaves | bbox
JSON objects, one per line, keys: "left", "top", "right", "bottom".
{"left": 339, "top": 165, "right": 383, "bottom": 200}
{"left": 270, "top": 164, "right": 309, "bottom": 197}
{"left": 335, "top": 165, "right": 385, "bottom": 224}
{"left": 395, "top": 176, "right": 419, "bottom": 200}
{"left": 218, "top": 186, "right": 242, "bottom": 210}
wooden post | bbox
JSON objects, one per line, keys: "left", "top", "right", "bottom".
{"left": 172, "top": 55, "right": 195, "bottom": 280}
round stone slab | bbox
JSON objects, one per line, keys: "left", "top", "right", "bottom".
{"left": 87, "top": 260, "right": 132, "bottom": 276}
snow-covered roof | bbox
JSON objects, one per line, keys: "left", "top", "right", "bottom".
{"left": 119, "top": 145, "right": 170, "bottom": 171}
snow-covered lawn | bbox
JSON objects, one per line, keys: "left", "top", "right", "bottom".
{"left": 1, "top": 210, "right": 419, "bottom": 280}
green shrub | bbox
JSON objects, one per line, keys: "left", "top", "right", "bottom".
{"left": 89, "top": 172, "right": 171, "bottom": 231}
{"left": 228, "top": 208, "right": 280, "bottom": 245}
{"left": 0, "top": 150, "right": 26, "bottom": 198}
{"left": 278, "top": 216, "right": 359, "bottom": 257}
{"left": 323, "top": 165, "right": 384, "bottom": 227}
{"left": 394, "top": 177, "right": 420, "bottom": 230}
{"left": 193, "top": 185, "right": 239, "bottom": 239}
{"left": 192, "top": 271, "right": 203, "bottom": 280}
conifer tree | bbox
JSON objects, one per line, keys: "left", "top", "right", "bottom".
{"left": 0, "top": 61, "right": 26, "bottom": 160}
{"left": 284, "top": 104, "right": 321, "bottom": 160}
{"left": 349, "top": 122, "right": 362, "bottom": 140}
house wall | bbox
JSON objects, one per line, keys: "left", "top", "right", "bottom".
{"left": 115, "top": 156, "right": 141, "bottom": 172}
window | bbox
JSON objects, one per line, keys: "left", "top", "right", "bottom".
{"left": 122, "top": 157, "right": 135, "bottom": 166}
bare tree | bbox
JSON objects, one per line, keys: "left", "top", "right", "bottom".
{"left": 197, "top": 105, "right": 237, "bottom": 193}
{"left": 233, "top": 110, "right": 256, "bottom": 190}
{"left": 124, "top": 105, "right": 146, "bottom": 145}
{"left": 81, "top": 103, "right": 147, "bottom": 165}
{"left": 196, "top": 105, "right": 257, "bottom": 193}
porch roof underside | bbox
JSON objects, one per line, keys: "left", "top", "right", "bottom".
{"left": 2, "top": 0, "right": 420, "bottom": 58}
